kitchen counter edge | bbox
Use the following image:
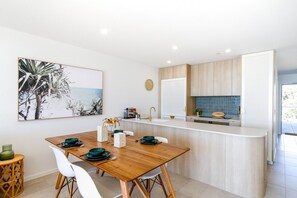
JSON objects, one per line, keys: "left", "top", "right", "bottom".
{"left": 122, "top": 119, "right": 267, "bottom": 138}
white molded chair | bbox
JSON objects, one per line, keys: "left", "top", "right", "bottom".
{"left": 49, "top": 146, "right": 77, "bottom": 198}
{"left": 130, "top": 136, "right": 168, "bottom": 197}
{"left": 71, "top": 164, "right": 102, "bottom": 198}
{"left": 71, "top": 164, "right": 122, "bottom": 198}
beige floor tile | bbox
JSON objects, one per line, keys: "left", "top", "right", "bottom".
{"left": 264, "top": 184, "right": 286, "bottom": 198}
{"left": 268, "top": 163, "right": 285, "bottom": 175}
{"left": 267, "top": 171, "right": 286, "bottom": 187}
{"left": 285, "top": 188, "right": 297, "bottom": 198}
{"left": 285, "top": 165, "right": 297, "bottom": 177}
{"left": 169, "top": 172, "right": 191, "bottom": 191}
{"left": 200, "top": 186, "right": 241, "bottom": 198}
{"left": 178, "top": 179, "right": 209, "bottom": 197}
{"left": 285, "top": 175, "right": 297, "bottom": 191}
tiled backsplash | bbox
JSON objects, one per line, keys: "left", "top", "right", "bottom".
{"left": 196, "top": 96, "right": 240, "bottom": 117}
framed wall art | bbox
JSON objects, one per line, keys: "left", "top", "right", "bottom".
{"left": 18, "top": 58, "right": 103, "bottom": 121}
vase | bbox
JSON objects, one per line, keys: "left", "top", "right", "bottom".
{"left": 0, "top": 144, "right": 14, "bottom": 161}
{"left": 97, "top": 125, "right": 108, "bottom": 142}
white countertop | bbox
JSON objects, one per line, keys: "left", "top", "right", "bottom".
{"left": 122, "top": 118, "right": 267, "bottom": 138}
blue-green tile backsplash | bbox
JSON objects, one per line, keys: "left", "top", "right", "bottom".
{"left": 196, "top": 96, "right": 240, "bottom": 117}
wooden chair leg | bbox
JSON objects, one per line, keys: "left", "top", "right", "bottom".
{"left": 69, "top": 179, "right": 74, "bottom": 198}
{"left": 129, "top": 181, "right": 136, "bottom": 196}
{"left": 101, "top": 171, "right": 105, "bottom": 177}
{"left": 158, "top": 175, "right": 168, "bottom": 197}
{"left": 56, "top": 176, "right": 66, "bottom": 198}
{"left": 146, "top": 179, "right": 150, "bottom": 195}
{"left": 96, "top": 169, "right": 100, "bottom": 174}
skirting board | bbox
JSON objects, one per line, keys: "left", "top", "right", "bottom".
{"left": 24, "top": 168, "right": 58, "bottom": 182}
{"left": 24, "top": 159, "right": 83, "bottom": 182}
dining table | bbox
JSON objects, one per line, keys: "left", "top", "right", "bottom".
{"left": 45, "top": 131, "right": 190, "bottom": 198}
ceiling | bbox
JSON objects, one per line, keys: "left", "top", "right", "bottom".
{"left": 0, "top": 0, "right": 296, "bottom": 72}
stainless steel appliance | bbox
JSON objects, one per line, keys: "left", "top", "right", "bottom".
{"left": 124, "top": 108, "right": 137, "bottom": 119}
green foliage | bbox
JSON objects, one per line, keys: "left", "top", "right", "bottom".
{"left": 18, "top": 58, "right": 70, "bottom": 120}
{"left": 282, "top": 85, "right": 297, "bottom": 120}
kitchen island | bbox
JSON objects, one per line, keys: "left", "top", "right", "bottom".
{"left": 122, "top": 118, "right": 267, "bottom": 198}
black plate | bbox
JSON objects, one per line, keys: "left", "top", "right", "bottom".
{"left": 140, "top": 139, "right": 159, "bottom": 145}
{"left": 61, "top": 140, "right": 83, "bottom": 148}
{"left": 84, "top": 151, "right": 111, "bottom": 161}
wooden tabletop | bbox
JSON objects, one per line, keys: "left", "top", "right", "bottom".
{"left": 45, "top": 131, "right": 189, "bottom": 182}
{"left": 0, "top": 154, "right": 24, "bottom": 166}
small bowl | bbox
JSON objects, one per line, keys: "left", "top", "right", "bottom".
{"left": 169, "top": 115, "right": 175, "bottom": 119}
{"left": 143, "top": 136, "right": 155, "bottom": 141}
{"left": 64, "top": 138, "right": 78, "bottom": 144}
{"left": 89, "top": 148, "right": 106, "bottom": 157}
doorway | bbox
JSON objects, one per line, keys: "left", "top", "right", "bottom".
{"left": 281, "top": 84, "right": 297, "bottom": 135}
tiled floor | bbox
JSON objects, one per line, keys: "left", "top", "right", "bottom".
{"left": 18, "top": 170, "right": 241, "bottom": 198}
{"left": 265, "top": 134, "right": 297, "bottom": 198}
{"left": 17, "top": 135, "right": 297, "bottom": 198}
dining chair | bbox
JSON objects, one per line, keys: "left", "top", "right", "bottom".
{"left": 71, "top": 164, "right": 122, "bottom": 198}
{"left": 129, "top": 136, "right": 168, "bottom": 197}
{"left": 97, "top": 131, "right": 135, "bottom": 176}
{"left": 49, "top": 146, "right": 77, "bottom": 198}
{"left": 71, "top": 164, "right": 102, "bottom": 198}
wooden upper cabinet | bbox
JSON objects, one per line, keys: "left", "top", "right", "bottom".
{"left": 213, "top": 60, "right": 232, "bottom": 96}
{"left": 191, "top": 57, "right": 241, "bottom": 96}
{"left": 231, "top": 58, "right": 242, "bottom": 95}
{"left": 159, "top": 65, "right": 187, "bottom": 80}
{"left": 191, "top": 62, "right": 214, "bottom": 96}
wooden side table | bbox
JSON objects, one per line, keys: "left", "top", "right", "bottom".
{"left": 0, "top": 154, "right": 24, "bottom": 198}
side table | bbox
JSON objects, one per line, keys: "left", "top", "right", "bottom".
{"left": 0, "top": 154, "right": 24, "bottom": 198}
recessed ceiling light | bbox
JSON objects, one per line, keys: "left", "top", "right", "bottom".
{"left": 100, "top": 28, "right": 108, "bottom": 35}
{"left": 167, "top": 60, "right": 172, "bottom": 64}
{"left": 225, "top": 49, "right": 231, "bottom": 53}
{"left": 172, "top": 45, "right": 178, "bottom": 50}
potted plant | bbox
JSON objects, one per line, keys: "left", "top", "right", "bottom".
{"left": 195, "top": 108, "right": 203, "bottom": 116}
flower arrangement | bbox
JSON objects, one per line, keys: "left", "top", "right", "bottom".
{"left": 102, "top": 117, "right": 120, "bottom": 128}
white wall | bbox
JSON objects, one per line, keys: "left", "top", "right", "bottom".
{"left": 277, "top": 73, "right": 297, "bottom": 134}
{"left": 0, "top": 27, "right": 158, "bottom": 180}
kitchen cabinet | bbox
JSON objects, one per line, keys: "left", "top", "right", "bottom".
{"left": 231, "top": 58, "right": 241, "bottom": 95}
{"left": 159, "top": 64, "right": 195, "bottom": 116}
{"left": 159, "top": 65, "right": 187, "bottom": 80}
{"left": 241, "top": 51, "right": 275, "bottom": 162}
{"left": 191, "top": 62, "right": 214, "bottom": 96}
{"left": 214, "top": 60, "right": 232, "bottom": 95}
{"left": 191, "top": 58, "right": 241, "bottom": 96}
{"left": 161, "top": 78, "right": 186, "bottom": 120}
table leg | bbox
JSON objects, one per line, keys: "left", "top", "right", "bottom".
{"left": 134, "top": 179, "right": 149, "bottom": 198}
{"left": 120, "top": 180, "right": 130, "bottom": 198}
{"left": 160, "top": 165, "right": 176, "bottom": 198}
{"left": 55, "top": 151, "right": 69, "bottom": 189}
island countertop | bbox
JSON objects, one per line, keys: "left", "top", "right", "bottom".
{"left": 122, "top": 118, "right": 267, "bottom": 138}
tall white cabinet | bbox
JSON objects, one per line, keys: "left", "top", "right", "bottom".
{"left": 241, "top": 50, "right": 276, "bottom": 163}
{"left": 161, "top": 78, "right": 186, "bottom": 120}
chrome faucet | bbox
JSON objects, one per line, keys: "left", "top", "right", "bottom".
{"left": 149, "top": 107, "right": 156, "bottom": 121}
